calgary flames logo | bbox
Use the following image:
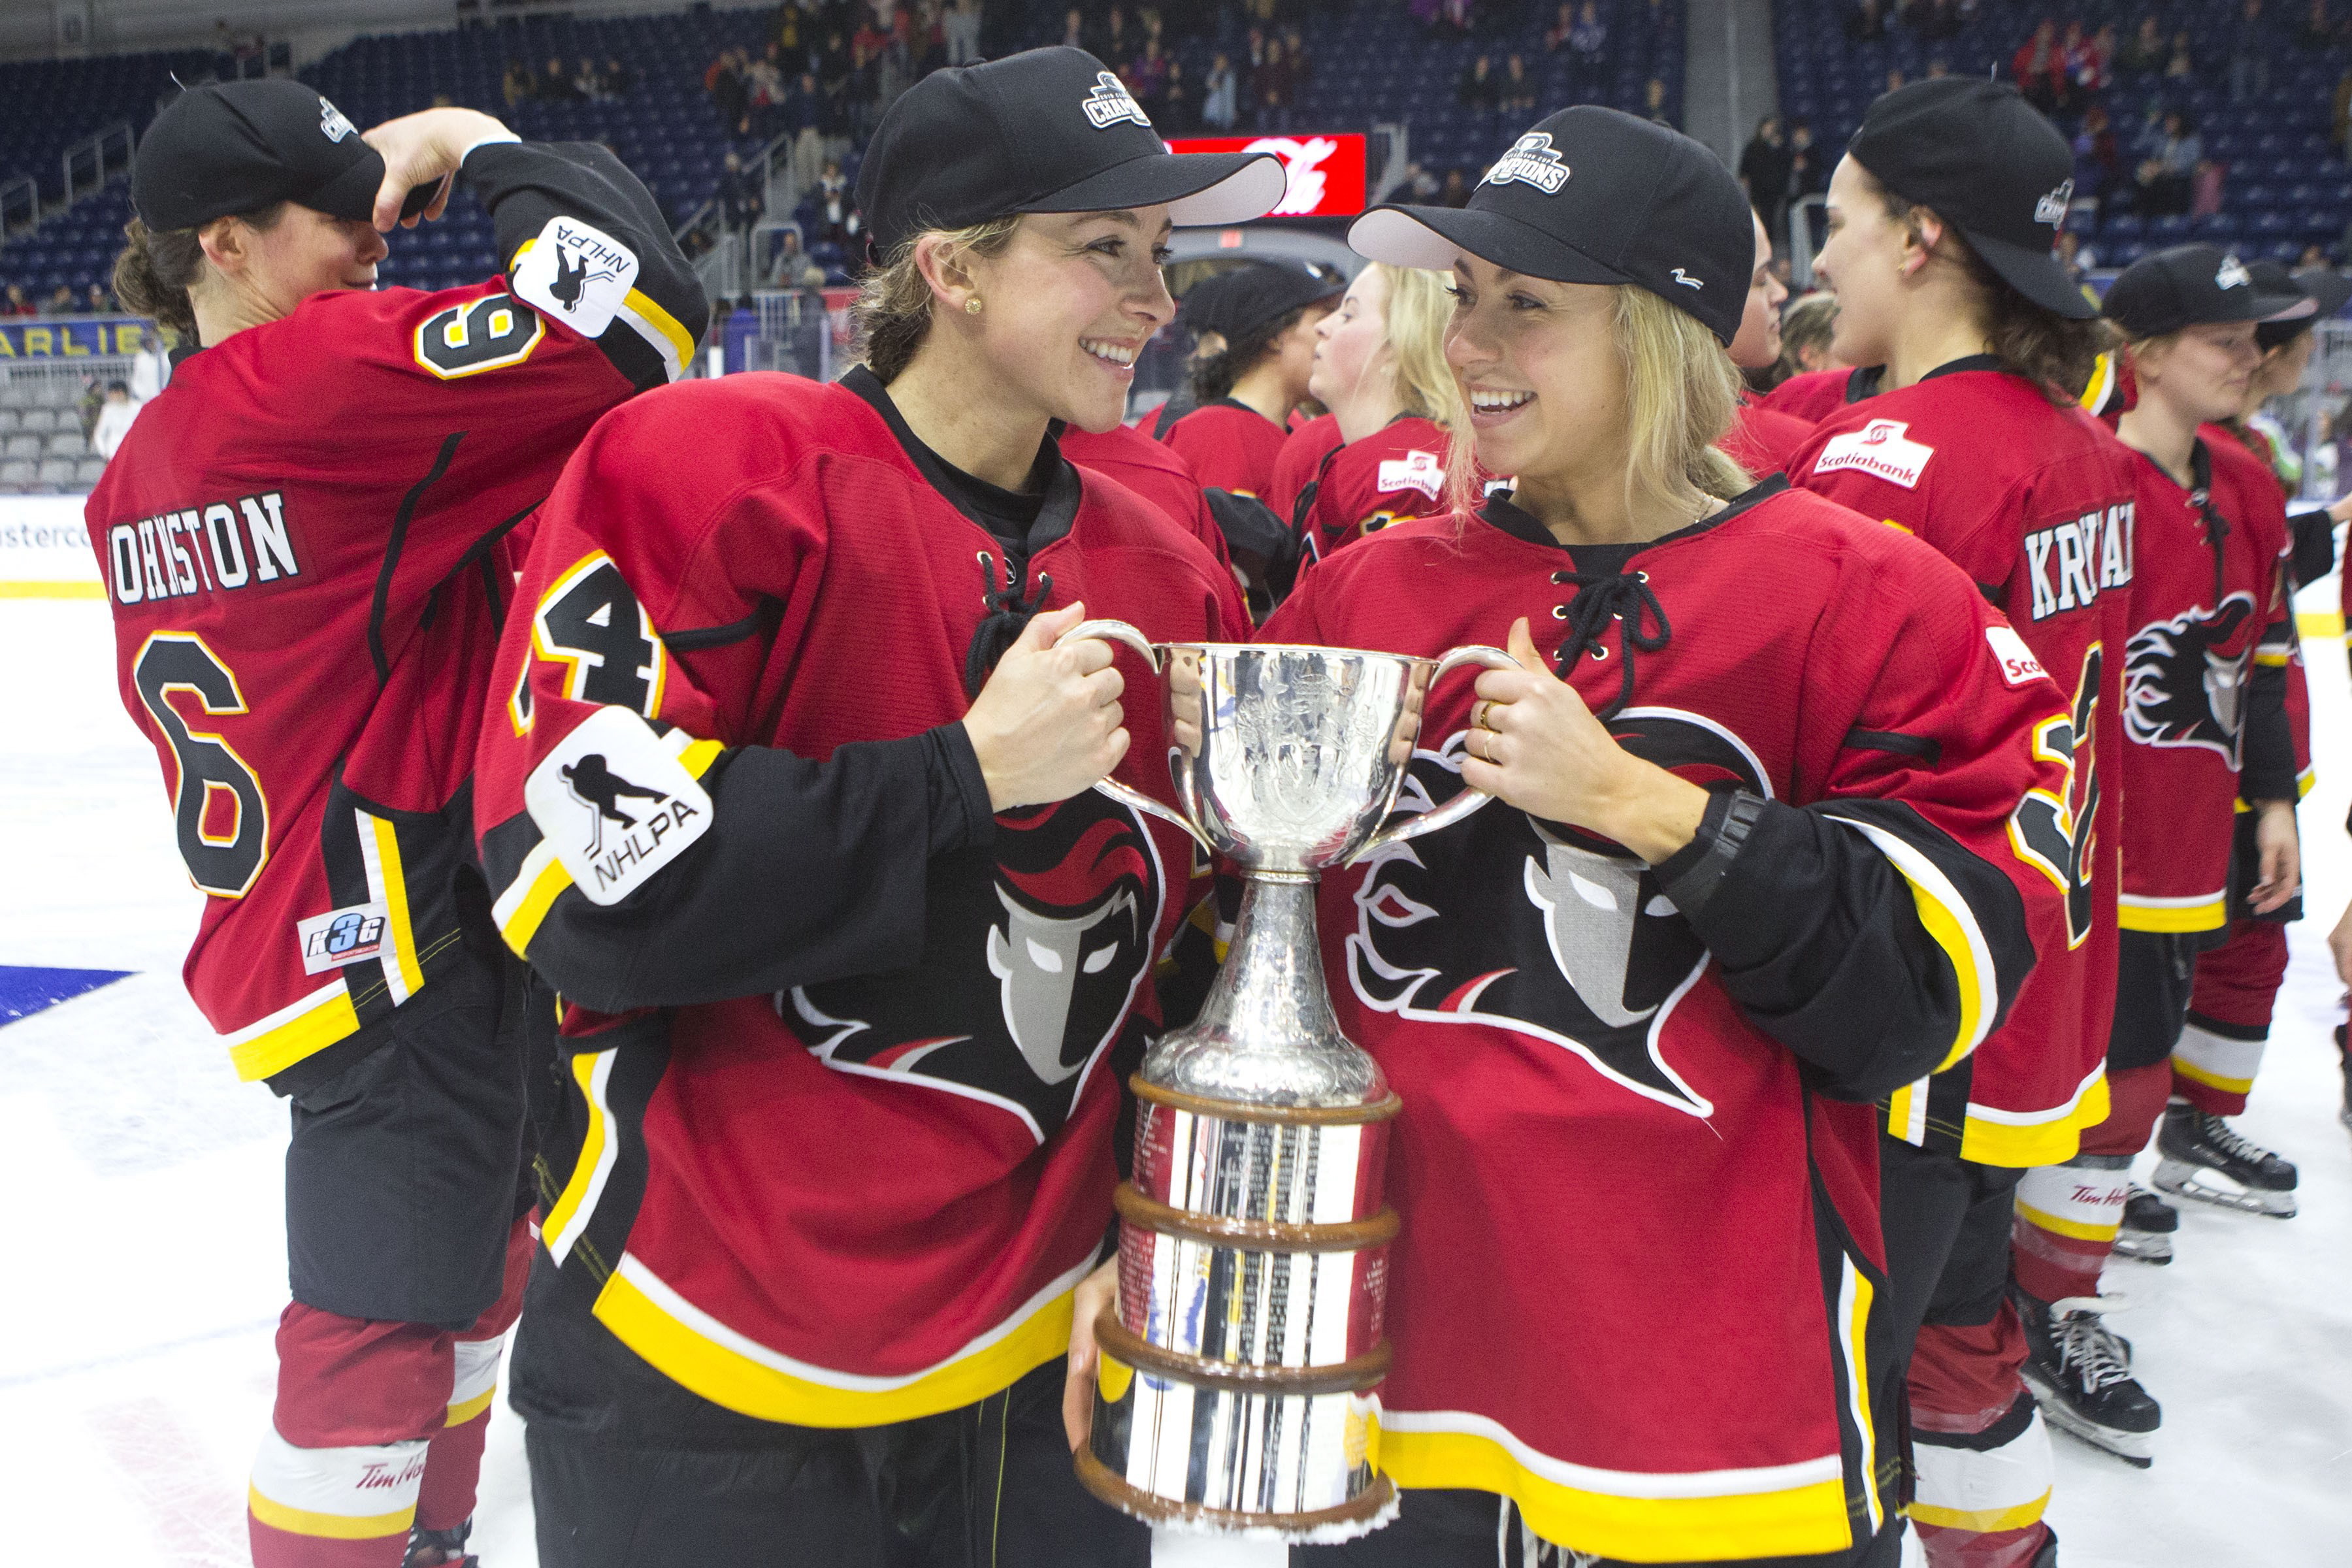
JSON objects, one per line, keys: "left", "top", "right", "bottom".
{"left": 1346, "top": 709, "right": 1768, "bottom": 1117}
{"left": 2121, "top": 594, "right": 2255, "bottom": 765}
{"left": 785, "top": 795, "right": 1164, "bottom": 1142}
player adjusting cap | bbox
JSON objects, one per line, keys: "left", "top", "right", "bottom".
{"left": 857, "top": 46, "right": 1287, "bottom": 257}
{"left": 2102, "top": 244, "right": 2312, "bottom": 340}
{"left": 132, "top": 79, "right": 438, "bottom": 231}
{"left": 2252, "top": 260, "right": 2352, "bottom": 351}
{"left": 1347, "top": 106, "right": 1751, "bottom": 344}
{"left": 1844, "top": 78, "right": 2095, "bottom": 321}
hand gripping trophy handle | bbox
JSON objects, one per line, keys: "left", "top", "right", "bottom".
{"left": 1051, "top": 619, "right": 1519, "bottom": 1541}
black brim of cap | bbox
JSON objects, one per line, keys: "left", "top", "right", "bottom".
{"left": 301, "top": 152, "right": 441, "bottom": 225}
{"left": 1963, "top": 226, "right": 2099, "bottom": 320}
{"left": 2295, "top": 269, "right": 2352, "bottom": 319}
{"left": 1348, "top": 203, "right": 1625, "bottom": 287}
{"left": 1025, "top": 149, "right": 1286, "bottom": 227}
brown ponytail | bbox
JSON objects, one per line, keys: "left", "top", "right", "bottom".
{"left": 112, "top": 203, "right": 287, "bottom": 345}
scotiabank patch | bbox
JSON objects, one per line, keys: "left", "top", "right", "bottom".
{"left": 1811, "top": 417, "right": 1935, "bottom": 489}
{"left": 1985, "top": 625, "right": 2050, "bottom": 687}
{"left": 512, "top": 216, "right": 640, "bottom": 338}
{"left": 1379, "top": 449, "right": 1445, "bottom": 501}
{"left": 525, "top": 707, "right": 710, "bottom": 906}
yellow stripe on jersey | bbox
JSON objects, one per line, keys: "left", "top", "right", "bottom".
{"left": 227, "top": 979, "right": 362, "bottom": 1081}
{"left": 360, "top": 812, "right": 426, "bottom": 1004}
{"left": 1828, "top": 815, "right": 1998, "bottom": 1073}
{"left": 1837, "top": 1255, "right": 1882, "bottom": 1536}
{"left": 246, "top": 1486, "right": 416, "bottom": 1541}
{"left": 542, "top": 1049, "right": 618, "bottom": 1265}
{"left": 593, "top": 1252, "right": 1085, "bottom": 1427}
{"left": 444, "top": 1387, "right": 497, "bottom": 1427}
{"left": 2015, "top": 1198, "right": 2121, "bottom": 1243}
{"left": 1958, "top": 1062, "right": 2109, "bottom": 1168}
{"left": 1374, "top": 1416, "right": 1854, "bottom": 1561}
{"left": 2118, "top": 892, "right": 2227, "bottom": 933}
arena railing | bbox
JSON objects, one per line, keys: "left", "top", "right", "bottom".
{"left": 0, "top": 175, "right": 37, "bottom": 238}
{"left": 61, "top": 122, "right": 134, "bottom": 211}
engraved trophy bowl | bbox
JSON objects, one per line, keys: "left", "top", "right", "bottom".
{"left": 1056, "top": 623, "right": 1515, "bottom": 1542}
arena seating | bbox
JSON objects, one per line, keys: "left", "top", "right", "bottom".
{"left": 1772, "top": 0, "right": 2352, "bottom": 268}
{"left": 0, "top": 49, "right": 211, "bottom": 204}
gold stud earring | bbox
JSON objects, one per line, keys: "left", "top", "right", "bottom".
{"left": 966, "top": 297, "right": 983, "bottom": 313}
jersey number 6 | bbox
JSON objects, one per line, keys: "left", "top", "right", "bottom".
{"left": 133, "top": 632, "right": 269, "bottom": 899}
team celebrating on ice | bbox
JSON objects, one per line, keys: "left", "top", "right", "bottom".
{"left": 85, "top": 43, "right": 2346, "bottom": 1568}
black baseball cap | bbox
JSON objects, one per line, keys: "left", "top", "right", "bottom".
{"left": 1347, "top": 107, "right": 1752, "bottom": 343}
{"left": 2252, "top": 260, "right": 2352, "bottom": 350}
{"left": 133, "top": 79, "right": 438, "bottom": 231}
{"left": 858, "top": 47, "right": 1285, "bottom": 257}
{"left": 2102, "top": 244, "right": 2311, "bottom": 340}
{"left": 1184, "top": 260, "right": 1343, "bottom": 340}
{"left": 1845, "top": 78, "right": 2093, "bottom": 320}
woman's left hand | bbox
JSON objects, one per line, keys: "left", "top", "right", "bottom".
{"left": 1458, "top": 617, "right": 1709, "bottom": 864}
{"left": 1062, "top": 1258, "right": 1119, "bottom": 1452}
{"left": 2247, "top": 798, "right": 2301, "bottom": 915}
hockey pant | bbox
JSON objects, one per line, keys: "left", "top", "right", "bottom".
{"left": 2172, "top": 919, "right": 2290, "bottom": 1117}
{"left": 2012, "top": 930, "right": 2202, "bottom": 1307}
{"left": 1286, "top": 1486, "right": 1904, "bottom": 1568}
{"left": 1876, "top": 1139, "right": 2050, "bottom": 1568}
{"left": 510, "top": 1250, "right": 1149, "bottom": 1568}
{"left": 250, "top": 914, "right": 536, "bottom": 1567}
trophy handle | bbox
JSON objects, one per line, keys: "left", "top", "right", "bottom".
{"left": 1054, "top": 618, "right": 1218, "bottom": 855}
{"left": 1348, "top": 642, "right": 1521, "bottom": 863}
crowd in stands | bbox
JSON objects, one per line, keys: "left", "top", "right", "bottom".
{"left": 1, "top": 282, "right": 114, "bottom": 316}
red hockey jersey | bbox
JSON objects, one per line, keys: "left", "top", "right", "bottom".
{"left": 1157, "top": 398, "right": 1289, "bottom": 497}
{"left": 1720, "top": 393, "right": 1815, "bottom": 477}
{"left": 1258, "top": 482, "right": 2065, "bottom": 1560}
{"left": 89, "top": 141, "right": 702, "bottom": 1085}
{"left": 476, "top": 368, "right": 1247, "bottom": 1429}
{"left": 1266, "top": 410, "right": 1344, "bottom": 522}
{"left": 1761, "top": 364, "right": 1881, "bottom": 423}
{"left": 1058, "top": 419, "right": 1230, "bottom": 570}
{"left": 1792, "top": 365, "right": 2135, "bottom": 1164}
{"left": 1291, "top": 414, "right": 1450, "bottom": 561}
{"left": 2116, "top": 431, "right": 2294, "bottom": 932}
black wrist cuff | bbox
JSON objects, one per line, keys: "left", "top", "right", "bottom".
{"left": 1657, "top": 789, "right": 1768, "bottom": 917}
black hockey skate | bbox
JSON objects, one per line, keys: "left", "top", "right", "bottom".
{"left": 2016, "top": 1288, "right": 2160, "bottom": 1467}
{"left": 2112, "top": 1183, "right": 2177, "bottom": 1265}
{"left": 2153, "top": 1100, "right": 2298, "bottom": 1217}
{"left": 2337, "top": 1025, "right": 2351, "bottom": 1133}
{"left": 405, "top": 1520, "right": 478, "bottom": 1568}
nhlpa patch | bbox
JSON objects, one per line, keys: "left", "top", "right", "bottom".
{"left": 297, "top": 901, "right": 389, "bottom": 974}
{"left": 1811, "top": 417, "right": 1935, "bottom": 489}
{"left": 1985, "top": 625, "right": 2050, "bottom": 688}
{"left": 1378, "top": 449, "right": 1445, "bottom": 501}
{"left": 512, "top": 216, "right": 640, "bottom": 338}
{"left": 526, "top": 706, "right": 711, "bottom": 906}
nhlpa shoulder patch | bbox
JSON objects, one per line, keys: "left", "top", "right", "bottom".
{"left": 1378, "top": 448, "right": 1446, "bottom": 502}
{"left": 512, "top": 216, "right": 640, "bottom": 339}
{"left": 1985, "top": 625, "right": 2050, "bottom": 688}
{"left": 525, "top": 706, "right": 711, "bottom": 906}
{"left": 1811, "top": 417, "right": 1935, "bottom": 490}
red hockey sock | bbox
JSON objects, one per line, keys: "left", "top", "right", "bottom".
{"left": 416, "top": 1217, "right": 532, "bottom": 1533}
{"left": 2172, "top": 921, "right": 2287, "bottom": 1116}
{"left": 1907, "top": 1313, "right": 2053, "bottom": 1568}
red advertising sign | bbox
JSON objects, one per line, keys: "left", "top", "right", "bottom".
{"left": 1164, "top": 133, "right": 1369, "bottom": 217}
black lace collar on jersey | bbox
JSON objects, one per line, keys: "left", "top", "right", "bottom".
{"left": 1845, "top": 364, "right": 1885, "bottom": 402}
{"left": 1919, "top": 353, "right": 2008, "bottom": 384}
{"left": 841, "top": 365, "right": 1084, "bottom": 696}
{"left": 1477, "top": 476, "right": 1789, "bottom": 718}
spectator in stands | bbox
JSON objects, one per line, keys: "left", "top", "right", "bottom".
{"left": 1059, "top": 6, "right": 1086, "bottom": 49}
{"left": 1438, "top": 167, "right": 1472, "bottom": 205}
{"left": 45, "top": 284, "right": 76, "bottom": 315}
{"left": 500, "top": 59, "right": 534, "bottom": 108}
{"left": 2192, "top": 151, "right": 2227, "bottom": 220}
{"left": 90, "top": 380, "right": 139, "bottom": 461}
{"left": 1569, "top": 0, "right": 1607, "bottom": 86}
{"left": 813, "top": 158, "right": 860, "bottom": 251}
{"left": 1203, "top": 52, "right": 1239, "bottom": 128}
{"left": 1457, "top": 53, "right": 1500, "bottom": 112}
{"left": 2302, "top": 0, "right": 2343, "bottom": 49}
{"left": 786, "top": 69, "right": 827, "bottom": 190}
{"left": 1501, "top": 55, "right": 1537, "bottom": 114}
{"left": 1644, "top": 76, "right": 1673, "bottom": 127}
{"left": 574, "top": 57, "right": 605, "bottom": 101}
{"left": 1254, "top": 37, "right": 1297, "bottom": 131}
{"left": 2082, "top": 23, "right": 2117, "bottom": 92}
{"left": 2119, "top": 14, "right": 2165, "bottom": 74}
{"left": 85, "top": 283, "right": 110, "bottom": 313}
{"left": 1848, "top": 0, "right": 1888, "bottom": 43}
{"left": 1127, "top": 38, "right": 1170, "bottom": 118}
{"left": 1788, "top": 119, "right": 1823, "bottom": 201}
{"left": 717, "top": 151, "right": 765, "bottom": 252}
{"left": 1927, "top": 57, "right": 1950, "bottom": 77}
{"left": 1740, "top": 115, "right": 1792, "bottom": 250}
{"left": 2072, "top": 102, "right": 2119, "bottom": 210}
{"left": 2136, "top": 109, "right": 2201, "bottom": 216}
{"left": 2301, "top": 242, "right": 2331, "bottom": 267}
{"left": 1544, "top": 3, "right": 1574, "bottom": 50}
{"left": 2012, "top": 19, "right": 2066, "bottom": 113}
{"left": 1284, "top": 26, "right": 1313, "bottom": 99}
{"left": 540, "top": 54, "right": 580, "bottom": 102}
{"left": 2164, "top": 29, "right": 2193, "bottom": 79}
{"left": 708, "top": 48, "right": 745, "bottom": 126}
{"left": 4, "top": 284, "right": 33, "bottom": 316}
{"left": 1918, "top": 0, "right": 1960, "bottom": 42}
{"left": 2229, "top": 0, "right": 2274, "bottom": 103}
{"left": 1103, "top": 5, "right": 1130, "bottom": 65}
{"left": 605, "top": 56, "right": 633, "bottom": 97}
{"left": 945, "top": 0, "right": 983, "bottom": 63}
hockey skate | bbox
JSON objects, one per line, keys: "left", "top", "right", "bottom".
{"left": 2112, "top": 1183, "right": 2177, "bottom": 1264}
{"left": 2153, "top": 1100, "right": 2297, "bottom": 1217}
{"left": 2337, "top": 1025, "right": 2350, "bottom": 1134}
{"left": 2016, "top": 1288, "right": 2160, "bottom": 1467}
{"left": 405, "top": 1520, "right": 478, "bottom": 1568}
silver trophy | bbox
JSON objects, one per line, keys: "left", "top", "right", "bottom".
{"left": 1059, "top": 624, "right": 1515, "bottom": 1542}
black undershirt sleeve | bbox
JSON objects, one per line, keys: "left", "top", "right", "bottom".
{"left": 2286, "top": 507, "right": 2336, "bottom": 591}
{"left": 521, "top": 723, "right": 995, "bottom": 1013}
{"left": 1656, "top": 790, "right": 1960, "bottom": 1100}
{"left": 2239, "top": 650, "right": 2298, "bottom": 805}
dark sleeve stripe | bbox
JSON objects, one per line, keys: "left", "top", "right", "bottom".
{"left": 1842, "top": 727, "right": 1942, "bottom": 766}
{"left": 663, "top": 596, "right": 783, "bottom": 652}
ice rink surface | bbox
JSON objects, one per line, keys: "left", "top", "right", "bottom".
{"left": 2, "top": 593, "right": 2346, "bottom": 1566}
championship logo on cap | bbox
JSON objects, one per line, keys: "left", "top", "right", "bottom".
{"left": 2034, "top": 178, "right": 2073, "bottom": 227}
{"left": 2216, "top": 253, "right": 2252, "bottom": 290}
{"left": 318, "top": 97, "right": 358, "bottom": 144}
{"left": 1082, "top": 70, "right": 1151, "bottom": 129}
{"left": 1484, "top": 132, "right": 1569, "bottom": 195}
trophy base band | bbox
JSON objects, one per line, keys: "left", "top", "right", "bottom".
{"left": 1075, "top": 1448, "right": 1400, "bottom": 1544}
